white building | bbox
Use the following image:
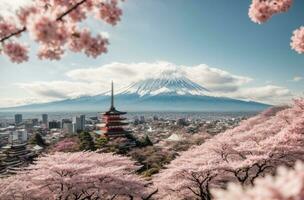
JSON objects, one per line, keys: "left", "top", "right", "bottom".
{"left": 8, "top": 129, "right": 28, "bottom": 144}
{"left": 63, "top": 122, "right": 73, "bottom": 134}
{"left": 72, "top": 115, "right": 85, "bottom": 133}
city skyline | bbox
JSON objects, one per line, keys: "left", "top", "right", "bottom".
{"left": 1, "top": 0, "right": 304, "bottom": 108}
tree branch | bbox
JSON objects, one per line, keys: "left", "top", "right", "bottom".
{"left": 0, "top": 27, "right": 26, "bottom": 43}
{"left": 141, "top": 189, "right": 158, "bottom": 200}
{"left": 57, "top": 0, "right": 88, "bottom": 21}
{"left": 0, "top": 0, "right": 88, "bottom": 43}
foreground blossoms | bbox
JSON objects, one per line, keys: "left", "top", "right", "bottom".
{"left": 0, "top": 0, "right": 124, "bottom": 63}
{"left": 0, "top": 152, "right": 157, "bottom": 200}
{"left": 248, "top": 0, "right": 304, "bottom": 54}
{"left": 154, "top": 99, "right": 304, "bottom": 200}
{"left": 1, "top": 0, "right": 304, "bottom": 63}
{"left": 213, "top": 161, "right": 304, "bottom": 200}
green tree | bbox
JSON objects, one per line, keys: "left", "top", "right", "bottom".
{"left": 79, "top": 132, "right": 96, "bottom": 151}
{"left": 95, "top": 137, "right": 108, "bottom": 149}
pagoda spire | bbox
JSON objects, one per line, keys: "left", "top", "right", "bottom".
{"left": 110, "top": 81, "right": 115, "bottom": 110}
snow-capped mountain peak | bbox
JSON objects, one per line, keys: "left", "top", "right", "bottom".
{"left": 119, "top": 69, "right": 209, "bottom": 96}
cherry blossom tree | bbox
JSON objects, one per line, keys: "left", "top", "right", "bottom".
{"left": 213, "top": 161, "right": 304, "bottom": 200}
{"left": 248, "top": 0, "right": 304, "bottom": 54}
{"left": 0, "top": 152, "right": 157, "bottom": 200}
{"left": 153, "top": 99, "right": 304, "bottom": 200}
{"left": 0, "top": 0, "right": 124, "bottom": 63}
{"left": 52, "top": 137, "right": 80, "bottom": 152}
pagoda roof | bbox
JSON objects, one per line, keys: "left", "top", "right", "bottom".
{"left": 103, "top": 107, "right": 127, "bottom": 115}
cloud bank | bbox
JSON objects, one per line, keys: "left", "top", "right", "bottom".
{"left": 12, "top": 61, "right": 293, "bottom": 107}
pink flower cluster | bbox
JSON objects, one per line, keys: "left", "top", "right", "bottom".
{"left": 98, "top": 0, "right": 123, "bottom": 25}
{"left": 154, "top": 99, "right": 304, "bottom": 199}
{"left": 214, "top": 161, "right": 304, "bottom": 200}
{"left": 52, "top": 137, "right": 79, "bottom": 152}
{"left": 0, "top": 21, "right": 18, "bottom": 39}
{"left": 29, "top": 15, "right": 69, "bottom": 46}
{"left": 249, "top": 0, "right": 293, "bottom": 24}
{"left": 3, "top": 42, "right": 28, "bottom": 63}
{"left": 0, "top": 0, "right": 124, "bottom": 63}
{"left": 17, "top": 6, "right": 38, "bottom": 26}
{"left": 248, "top": 0, "right": 304, "bottom": 54}
{"left": 290, "top": 26, "right": 304, "bottom": 54}
{"left": 69, "top": 29, "right": 109, "bottom": 58}
{"left": 0, "top": 152, "right": 155, "bottom": 200}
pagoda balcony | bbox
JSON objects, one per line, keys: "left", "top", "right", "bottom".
{"left": 103, "top": 122, "right": 129, "bottom": 127}
{"left": 102, "top": 116, "right": 127, "bottom": 121}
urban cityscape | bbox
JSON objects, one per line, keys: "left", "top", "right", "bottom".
{"left": 0, "top": 88, "right": 250, "bottom": 178}
{"left": 1, "top": 0, "right": 304, "bottom": 199}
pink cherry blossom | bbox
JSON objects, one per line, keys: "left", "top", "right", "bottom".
{"left": 249, "top": 0, "right": 293, "bottom": 24}
{"left": 154, "top": 99, "right": 304, "bottom": 200}
{"left": 290, "top": 26, "right": 304, "bottom": 54}
{"left": 17, "top": 6, "right": 39, "bottom": 26}
{"left": 97, "top": 0, "right": 123, "bottom": 25}
{"left": 84, "top": 35, "right": 108, "bottom": 58}
{"left": 3, "top": 42, "right": 29, "bottom": 63}
{"left": 213, "top": 161, "right": 304, "bottom": 200}
{"left": 249, "top": 0, "right": 273, "bottom": 24}
{"left": 52, "top": 137, "right": 79, "bottom": 152}
{"left": 29, "top": 14, "right": 69, "bottom": 45}
{"left": 38, "top": 45, "right": 64, "bottom": 60}
{"left": 69, "top": 29, "right": 109, "bottom": 57}
{"left": 0, "top": 0, "right": 124, "bottom": 63}
{"left": 0, "top": 152, "right": 156, "bottom": 200}
{"left": 0, "top": 20, "right": 19, "bottom": 39}
{"left": 247, "top": 0, "right": 304, "bottom": 54}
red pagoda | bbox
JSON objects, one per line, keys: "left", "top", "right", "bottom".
{"left": 101, "top": 82, "right": 131, "bottom": 139}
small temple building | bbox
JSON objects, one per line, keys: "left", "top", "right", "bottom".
{"left": 100, "top": 82, "right": 136, "bottom": 148}
{"left": 0, "top": 143, "right": 34, "bottom": 177}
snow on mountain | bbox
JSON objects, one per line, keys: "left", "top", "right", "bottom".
{"left": 119, "top": 69, "right": 209, "bottom": 96}
{"left": 0, "top": 69, "right": 271, "bottom": 112}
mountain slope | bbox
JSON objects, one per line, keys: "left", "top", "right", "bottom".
{"left": 0, "top": 71, "right": 271, "bottom": 112}
{"left": 120, "top": 71, "right": 209, "bottom": 96}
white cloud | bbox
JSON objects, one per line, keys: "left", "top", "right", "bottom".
{"left": 184, "top": 64, "right": 252, "bottom": 92}
{"left": 0, "top": 97, "right": 51, "bottom": 108}
{"left": 66, "top": 61, "right": 252, "bottom": 93}
{"left": 291, "top": 76, "right": 303, "bottom": 82}
{"left": 220, "top": 85, "right": 293, "bottom": 105}
{"left": 17, "top": 81, "right": 108, "bottom": 100}
{"left": 14, "top": 61, "right": 294, "bottom": 106}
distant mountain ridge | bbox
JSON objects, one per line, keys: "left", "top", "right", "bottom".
{"left": 0, "top": 70, "right": 271, "bottom": 112}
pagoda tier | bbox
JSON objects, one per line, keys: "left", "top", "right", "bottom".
{"left": 101, "top": 82, "right": 132, "bottom": 140}
{"left": 102, "top": 121, "right": 129, "bottom": 127}
{"left": 102, "top": 116, "right": 127, "bottom": 121}
{"left": 101, "top": 109, "right": 130, "bottom": 139}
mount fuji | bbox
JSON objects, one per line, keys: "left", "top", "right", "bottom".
{"left": 1, "top": 71, "right": 270, "bottom": 112}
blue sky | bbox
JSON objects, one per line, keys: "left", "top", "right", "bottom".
{"left": 0, "top": 0, "right": 304, "bottom": 107}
